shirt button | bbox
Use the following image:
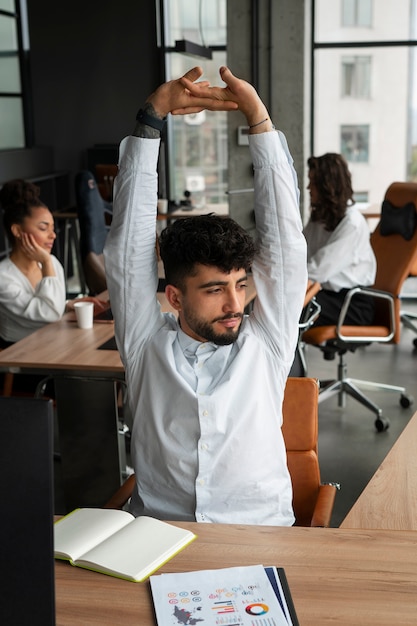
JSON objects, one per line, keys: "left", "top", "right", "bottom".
{"left": 201, "top": 443, "right": 209, "bottom": 451}
{"left": 198, "top": 478, "right": 205, "bottom": 486}
{"left": 202, "top": 410, "right": 208, "bottom": 416}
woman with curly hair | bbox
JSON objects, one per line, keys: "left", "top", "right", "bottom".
{"left": 0, "top": 179, "right": 105, "bottom": 348}
{"left": 304, "top": 152, "right": 376, "bottom": 326}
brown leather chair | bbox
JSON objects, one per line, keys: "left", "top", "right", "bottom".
{"left": 302, "top": 182, "right": 417, "bottom": 431}
{"left": 105, "top": 377, "right": 338, "bottom": 528}
{"left": 387, "top": 182, "right": 417, "bottom": 348}
{"left": 282, "top": 377, "right": 337, "bottom": 526}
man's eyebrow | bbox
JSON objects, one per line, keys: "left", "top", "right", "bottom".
{"left": 198, "top": 275, "right": 248, "bottom": 289}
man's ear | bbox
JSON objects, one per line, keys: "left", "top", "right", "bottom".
{"left": 165, "top": 284, "right": 183, "bottom": 311}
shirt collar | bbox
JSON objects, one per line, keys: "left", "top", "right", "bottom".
{"left": 177, "top": 327, "right": 218, "bottom": 358}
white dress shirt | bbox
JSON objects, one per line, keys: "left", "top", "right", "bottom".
{"left": 304, "top": 206, "right": 376, "bottom": 291}
{"left": 0, "top": 255, "right": 66, "bottom": 342}
{"left": 104, "top": 130, "right": 307, "bottom": 526}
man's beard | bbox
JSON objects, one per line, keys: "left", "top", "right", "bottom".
{"left": 184, "top": 311, "right": 243, "bottom": 345}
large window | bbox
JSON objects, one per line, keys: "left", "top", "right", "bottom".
{"left": 313, "top": 0, "right": 417, "bottom": 206}
{"left": 0, "top": 0, "right": 29, "bottom": 150}
{"left": 161, "top": 0, "right": 227, "bottom": 206}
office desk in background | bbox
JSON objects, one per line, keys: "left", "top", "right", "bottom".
{"left": 55, "top": 522, "right": 417, "bottom": 625}
{"left": 341, "top": 409, "right": 417, "bottom": 530}
{"left": 0, "top": 302, "right": 123, "bottom": 511}
{"left": 359, "top": 203, "right": 381, "bottom": 232}
{"left": 156, "top": 202, "right": 229, "bottom": 222}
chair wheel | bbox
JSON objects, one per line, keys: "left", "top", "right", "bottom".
{"left": 375, "top": 417, "right": 390, "bottom": 432}
{"left": 400, "top": 394, "right": 414, "bottom": 408}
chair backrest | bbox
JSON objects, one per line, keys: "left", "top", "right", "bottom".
{"left": 75, "top": 170, "right": 109, "bottom": 295}
{"left": 282, "top": 377, "right": 321, "bottom": 526}
{"left": 385, "top": 181, "right": 417, "bottom": 277}
{"left": 75, "top": 171, "right": 109, "bottom": 259}
{"left": 370, "top": 182, "right": 417, "bottom": 342}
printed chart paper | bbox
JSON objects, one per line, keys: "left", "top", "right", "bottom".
{"left": 150, "top": 564, "right": 293, "bottom": 625}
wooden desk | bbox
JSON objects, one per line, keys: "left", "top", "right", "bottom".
{"left": 359, "top": 203, "right": 381, "bottom": 219}
{"left": 341, "top": 410, "right": 417, "bottom": 530}
{"left": 0, "top": 304, "right": 125, "bottom": 510}
{"left": 55, "top": 523, "right": 417, "bottom": 625}
{"left": 157, "top": 202, "right": 229, "bottom": 221}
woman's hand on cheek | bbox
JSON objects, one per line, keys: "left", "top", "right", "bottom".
{"left": 20, "top": 233, "right": 49, "bottom": 264}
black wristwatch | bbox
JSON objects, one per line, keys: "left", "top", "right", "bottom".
{"left": 135, "top": 108, "right": 166, "bottom": 131}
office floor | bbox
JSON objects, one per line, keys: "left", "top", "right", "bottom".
{"left": 54, "top": 279, "right": 417, "bottom": 527}
{"left": 309, "top": 278, "right": 417, "bottom": 527}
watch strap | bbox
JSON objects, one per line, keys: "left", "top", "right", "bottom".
{"left": 136, "top": 108, "right": 166, "bottom": 131}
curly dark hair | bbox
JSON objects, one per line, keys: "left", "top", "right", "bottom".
{"left": 0, "top": 179, "right": 46, "bottom": 246}
{"left": 159, "top": 213, "right": 258, "bottom": 290}
{"left": 308, "top": 153, "right": 355, "bottom": 231}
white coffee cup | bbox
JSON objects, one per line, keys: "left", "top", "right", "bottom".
{"left": 157, "top": 199, "right": 168, "bottom": 214}
{"left": 74, "top": 301, "right": 94, "bottom": 329}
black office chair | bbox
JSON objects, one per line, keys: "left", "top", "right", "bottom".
{"left": 75, "top": 171, "right": 112, "bottom": 295}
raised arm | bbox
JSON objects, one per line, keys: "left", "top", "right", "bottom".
{"left": 104, "top": 67, "right": 239, "bottom": 360}
{"left": 184, "top": 67, "right": 306, "bottom": 363}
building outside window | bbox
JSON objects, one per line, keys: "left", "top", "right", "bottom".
{"left": 313, "top": 0, "right": 417, "bottom": 206}
{"left": 161, "top": 0, "right": 227, "bottom": 206}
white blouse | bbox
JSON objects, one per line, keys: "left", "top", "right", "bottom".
{"left": 0, "top": 255, "right": 66, "bottom": 343}
{"left": 304, "top": 206, "right": 376, "bottom": 291}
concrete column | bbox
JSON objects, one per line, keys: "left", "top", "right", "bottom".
{"left": 227, "top": 0, "right": 309, "bottom": 229}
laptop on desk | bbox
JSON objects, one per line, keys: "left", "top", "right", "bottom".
{"left": 0, "top": 397, "right": 55, "bottom": 626}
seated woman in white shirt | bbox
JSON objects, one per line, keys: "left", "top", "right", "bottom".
{"left": 0, "top": 179, "right": 106, "bottom": 348}
{"left": 304, "top": 153, "right": 376, "bottom": 327}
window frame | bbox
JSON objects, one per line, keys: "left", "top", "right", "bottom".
{"left": 0, "top": 0, "right": 33, "bottom": 150}
{"left": 310, "top": 0, "right": 417, "bottom": 155}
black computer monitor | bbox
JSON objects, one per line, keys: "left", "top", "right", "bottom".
{"left": 0, "top": 396, "right": 55, "bottom": 626}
